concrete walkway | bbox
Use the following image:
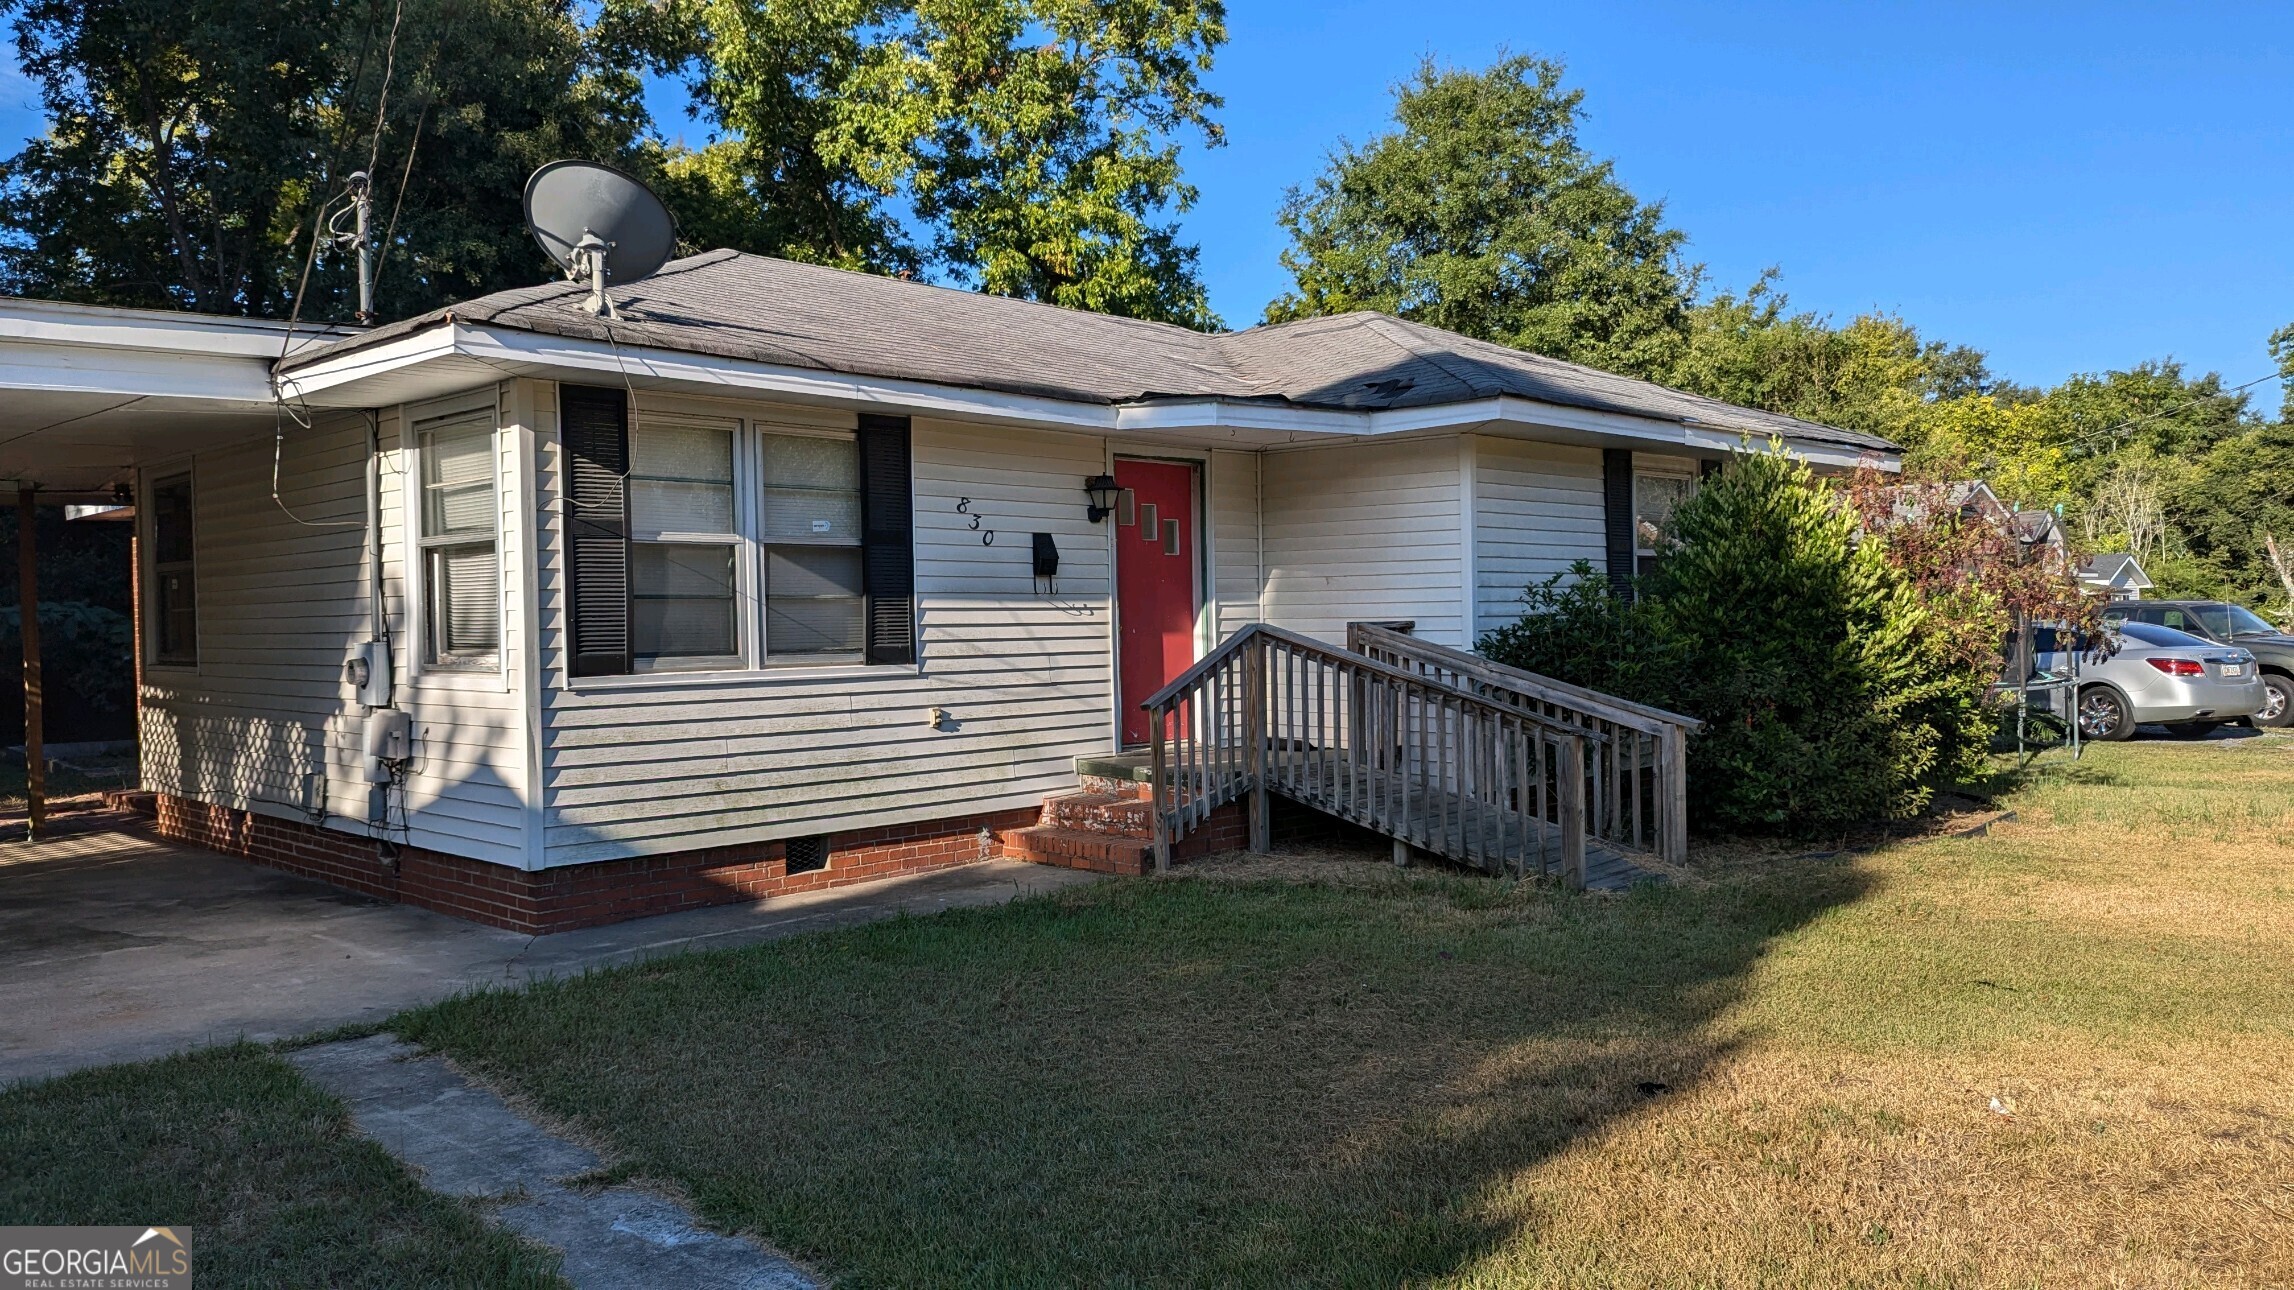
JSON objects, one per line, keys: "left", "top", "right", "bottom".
{"left": 1, "top": 820, "right": 1099, "bottom": 1084}
{"left": 293, "top": 1034, "right": 817, "bottom": 1289}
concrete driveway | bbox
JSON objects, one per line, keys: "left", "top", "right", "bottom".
{"left": 0, "top": 817, "right": 1097, "bottom": 1085}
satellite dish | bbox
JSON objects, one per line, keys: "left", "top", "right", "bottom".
{"left": 523, "top": 160, "right": 677, "bottom": 316}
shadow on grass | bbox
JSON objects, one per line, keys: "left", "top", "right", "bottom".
{"left": 394, "top": 855, "right": 1873, "bottom": 1287}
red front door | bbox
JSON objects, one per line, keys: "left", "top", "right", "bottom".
{"left": 1116, "top": 459, "right": 1198, "bottom": 745}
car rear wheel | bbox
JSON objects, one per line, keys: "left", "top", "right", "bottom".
{"left": 2256, "top": 674, "right": 2293, "bottom": 729}
{"left": 2078, "top": 686, "right": 2135, "bottom": 742}
{"left": 2162, "top": 721, "right": 2220, "bottom": 740}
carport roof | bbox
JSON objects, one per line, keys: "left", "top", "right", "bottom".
{"left": 0, "top": 298, "right": 356, "bottom": 494}
{"left": 279, "top": 249, "right": 1897, "bottom": 454}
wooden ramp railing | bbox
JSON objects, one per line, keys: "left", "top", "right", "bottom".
{"left": 1347, "top": 622, "right": 1700, "bottom": 865}
{"left": 1142, "top": 622, "right": 1693, "bottom": 886}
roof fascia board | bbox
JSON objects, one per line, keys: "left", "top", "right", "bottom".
{"left": 290, "top": 321, "right": 1130, "bottom": 432}
{"left": 275, "top": 323, "right": 476, "bottom": 402}
{"left": 1100, "top": 395, "right": 1894, "bottom": 467}
{"left": 0, "top": 297, "right": 352, "bottom": 359}
{"left": 1474, "top": 395, "right": 1892, "bottom": 470}
{"left": 1115, "top": 399, "right": 1363, "bottom": 435}
{"left": 0, "top": 335, "right": 278, "bottom": 405}
{"left": 276, "top": 320, "right": 1899, "bottom": 469}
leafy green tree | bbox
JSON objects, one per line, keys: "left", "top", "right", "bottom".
{"left": 612, "top": 0, "right": 1226, "bottom": 326}
{"left": 0, "top": 0, "right": 649, "bottom": 321}
{"left": 0, "top": 0, "right": 336, "bottom": 313}
{"left": 1670, "top": 272, "right": 2001, "bottom": 445}
{"left": 2272, "top": 319, "right": 2294, "bottom": 422}
{"left": 599, "top": 0, "right": 914, "bottom": 274}
{"left": 1264, "top": 54, "right": 1695, "bottom": 379}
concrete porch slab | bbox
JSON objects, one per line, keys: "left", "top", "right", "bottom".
{"left": 0, "top": 822, "right": 1100, "bottom": 1085}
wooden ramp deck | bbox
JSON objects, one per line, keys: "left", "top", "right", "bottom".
{"left": 1263, "top": 749, "right": 1660, "bottom": 892}
{"left": 1135, "top": 624, "right": 1696, "bottom": 892}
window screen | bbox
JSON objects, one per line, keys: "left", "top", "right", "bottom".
{"left": 419, "top": 409, "right": 500, "bottom": 661}
{"left": 1633, "top": 473, "right": 1696, "bottom": 552}
{"left": 761, "top": 433, "right": 863, "bottom": 657}
{"left": 631, "top": 419, "right": 739, "bottom": 667}
{"left": 151, "top": 474, "right": 196, "bottom": 665}
{"left": 766, "top": 546, "right": 864, "bottom": 654}
{"left": 635, "top": 543, "right": 737, "bottom": 659}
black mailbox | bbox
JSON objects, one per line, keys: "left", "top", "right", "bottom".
{"left": 1031, "top": 532, "right": 1059, "bottom": 577}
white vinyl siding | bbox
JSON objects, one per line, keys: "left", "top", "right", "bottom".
{"left": 137, "top": 400, "right": 530, "bottom": 867}
{"left": 1259, "top": 436, "right": 1467, "bottom": 647}
{"left": 1208, "top": 448, "right": 1262, "bottom": 639}
{"left": 1473, "top": 437, "right": 1606, "bottom": 638}
{"left": 535, "top": 399, "right": 1115, "bottom": 865}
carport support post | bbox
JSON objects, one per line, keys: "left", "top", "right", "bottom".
{"left": 17, "top": 486, "right": 41, "bottom": 839}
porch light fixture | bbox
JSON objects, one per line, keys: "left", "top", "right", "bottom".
{"left": 1084, "top": 474, "right": 1120, "bottom": 523}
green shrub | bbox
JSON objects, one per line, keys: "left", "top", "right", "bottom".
{"left": 1476, "top": 560, "right": 1681, "bottom": 703}
{"left": 0, "top": 602, "right": 133, "bottom": 712}
{"left": 1481, "top": 450, "right": 1987, "bottom": 834}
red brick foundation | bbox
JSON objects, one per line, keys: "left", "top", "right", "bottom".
{"left": 123, "top": 791, "right": 1040, "bottom": 934}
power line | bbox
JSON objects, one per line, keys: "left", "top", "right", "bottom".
{"left": 369, "top": 97, "right": 428, "bottom": 305}
{"left": 268, "top": 0, "right": 408, "bottom": 531}
{"left": 276, "top": 0, "right": 407, "bottom": 361}
{"left": 2065, "top": 369, "right": 2280, "bottom": 452}
{"left": 362, "top": 0, "right": 407, "bottom": 179}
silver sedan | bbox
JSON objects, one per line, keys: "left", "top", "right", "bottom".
{"left": 2040, "top": 620, "right": 2266, "bottom": 741}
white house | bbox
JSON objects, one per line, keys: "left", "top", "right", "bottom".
{"left": 2076, "top": 551, "right": 2152, "bottom": 601}
{"left": 0, "top": 252, "right": 1897, "bottom": 929}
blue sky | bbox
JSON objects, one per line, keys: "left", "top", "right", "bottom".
{"left": 1162, "top": 1, "right": 2293, "bottom": 405}
{"left": 3, "top": 2, "right": 2288, "bottom": 408}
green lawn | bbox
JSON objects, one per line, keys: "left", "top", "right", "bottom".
{"left": 6, "top": 734, "right": 2290, "bottom": 1287}
{"left": 392, "top": 733, "right": 2294, "bottom": 1287}
{"left": 0, "top": 1044, "right": 567, "bottom": 1288}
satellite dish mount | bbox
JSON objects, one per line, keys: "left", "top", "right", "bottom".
{"left": 568, "top": 230, "right": 618, "bottom": 318}
{"left": 523, "top": 160, "right": 677, "bottom": 321}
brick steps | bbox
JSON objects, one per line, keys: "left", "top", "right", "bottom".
{"left": 1000, "top": 769, "right": 1250, "bottom": 875}
{"left": 1038, "top": 791, "right": 1153, "bottom": 837}
{"left": 1000, "top": 784, "right": 1158, "bottom": 876}
{"left": 998, "top": 824, "right": 1155, "bottom": 876}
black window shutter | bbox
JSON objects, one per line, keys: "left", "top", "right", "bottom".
{"left": 858, "top": 414, "right": 915, "bottom": 665}
{"left": 560, "top": 384, "right": 632, "bottom": 676}
{"left": 1601, "top": 448, "right": 1635, "bottom": 598}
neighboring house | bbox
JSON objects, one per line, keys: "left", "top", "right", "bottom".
{"left": 1878, "top": 479, "right": 2088, "bottom": 571}
{"left": 2076, "top": 552, "right": 2152, "bottom": 601}
{"left": 0, "top": 252, "right": 1897, "bottom": 930}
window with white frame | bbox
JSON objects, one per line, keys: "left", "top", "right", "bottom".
{"left": 150, "top": 472, "right": 197, "bottom": 666}
{"left": 759, "top": 431, "right": 864, "bottom": 657}
{"left": 1633, "top": 471, "right": 1697, "bottom": 577}
{"left": 417, "top": 405, "right": 501, "bottom": 664}
{"left": 630, "top": 417, "right": 741, "bottom": 669}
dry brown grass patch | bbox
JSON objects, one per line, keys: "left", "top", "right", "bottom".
{"left": 1449, "top": 1038, "right": 2294, "bottom": 1288}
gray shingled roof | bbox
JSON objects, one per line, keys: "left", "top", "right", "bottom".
{"left": 282, "top": 249, "right": 1894, "bottom": 452}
